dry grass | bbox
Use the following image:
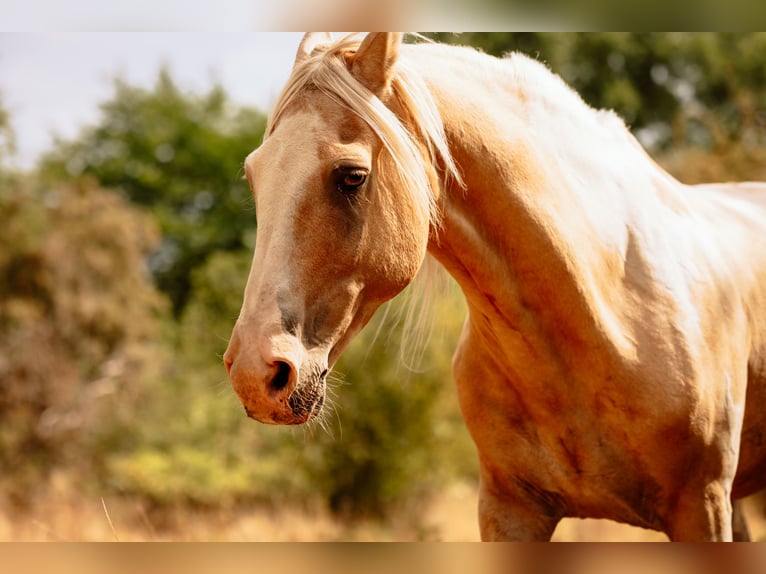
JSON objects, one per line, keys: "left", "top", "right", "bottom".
{"left": 5, "top": 477, "right": 763, "bottom": 542}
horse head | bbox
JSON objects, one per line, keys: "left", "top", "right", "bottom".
{"left": 224, "top": 33, "right": 451, "bottom": 424}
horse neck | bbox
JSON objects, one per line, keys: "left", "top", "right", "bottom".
{"left": 428, "top": 115, "right": 597, "bottom": 343}
{"left": 417, "top": 49, "right": 665, "bottom": 355}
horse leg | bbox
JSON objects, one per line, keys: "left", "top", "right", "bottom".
{"left": 666, "top": 480, "right": 734, "bottom": 541}
{"left": 477, "top": 470, "right": 562, "bottom": 541}
{"left": 732, "top": 499, "right": 751, "bottom": 541}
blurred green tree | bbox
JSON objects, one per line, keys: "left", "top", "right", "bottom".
{"left": 0, "top": 175, "right": 166, "bottom": 502}
{"left": 40, "top": 70, "right": 267, "bottom": 315}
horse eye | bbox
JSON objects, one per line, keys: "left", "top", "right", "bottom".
{"left": 336, "top": 168, "right": 368, "bottom": 195}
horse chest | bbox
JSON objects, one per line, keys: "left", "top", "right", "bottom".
{"left": 453, "top": 314, "right": 673, "bottom": 527}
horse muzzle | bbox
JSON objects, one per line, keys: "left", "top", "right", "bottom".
{"left": 223, "top": 326, "right": 327, "bottom": 425}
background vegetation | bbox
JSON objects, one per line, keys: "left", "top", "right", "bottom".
{"left": 1, "top": 33, "right": 765, "bottom": 540}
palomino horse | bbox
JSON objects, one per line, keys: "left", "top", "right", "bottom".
{"left": 224, "top": 33, "right": 766, "bottom": 541}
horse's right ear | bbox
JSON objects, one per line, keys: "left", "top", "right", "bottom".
{"left": 351, "top": 32, "right": 403, "bottom": 96}
{"left": 294, "top": 32, "right": 333, "bottom": 66}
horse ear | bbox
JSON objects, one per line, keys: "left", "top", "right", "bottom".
{"left": 351, "top": 32, "right": 403, "bottom": 95}
{"left": 295, "top": 32, "right": 333, "bottom": 66}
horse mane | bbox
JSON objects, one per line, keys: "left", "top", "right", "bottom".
{"left": 498, "top": 50, "right": 656, "bottom": 173}
{"left": 266, "top": 34, "right": 463, "bottom": 228}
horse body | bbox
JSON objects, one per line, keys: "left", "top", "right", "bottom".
{"left": 409, "top": 43, "right": 766, "bottom": 539}
{"left": 225, "top": 33, "right": 766, "bottom": 540}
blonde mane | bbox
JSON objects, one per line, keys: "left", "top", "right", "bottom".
{"left": 266, "top": 34, "right": 463, "bottom": 228}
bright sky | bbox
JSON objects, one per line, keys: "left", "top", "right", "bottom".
{"left": 0, "top": 33, "right": 305, "bottom": 168}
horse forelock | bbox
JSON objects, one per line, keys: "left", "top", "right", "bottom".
{"left": 265, "top": 34, "right": 462, "bottom": 228}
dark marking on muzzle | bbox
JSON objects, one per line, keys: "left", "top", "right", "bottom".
{"left": 277, "top": 294, "right": 330, "bottom": 349}
{"left": 280, "top": 309, "right": 299, "bottom": 337}
{"left": 306, "top": 306, "right": 330, "bottom": 346}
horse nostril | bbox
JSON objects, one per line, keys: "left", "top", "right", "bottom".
{"left": 269, "top": 361, "right": 292, "bottom": 392}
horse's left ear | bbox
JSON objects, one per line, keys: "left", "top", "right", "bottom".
{"left": 295, "top": 32, "right": 333, "bottom": 67}
{"left": 351, "top": 32, "right": 403, "bottom": 96}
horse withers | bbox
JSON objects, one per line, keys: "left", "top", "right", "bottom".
{"left": 223, "top": 33, "right": 766, "bottom": 541}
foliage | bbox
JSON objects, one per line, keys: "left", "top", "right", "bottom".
{"left": 0, "top": 176, "right": 166, "bottom": 501}
{"left": 40, "top": 70, "right": 267, "bottom": 315}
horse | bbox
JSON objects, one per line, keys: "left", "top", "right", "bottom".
{"left": 223, "top": 32, "right": 766, "bottom": 541}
